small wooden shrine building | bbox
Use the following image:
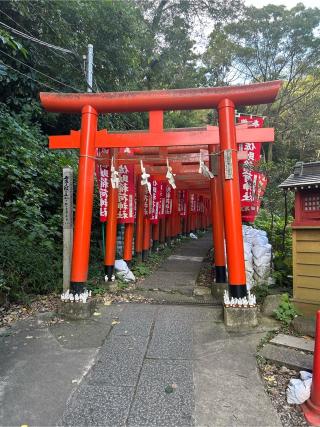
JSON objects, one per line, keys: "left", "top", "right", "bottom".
{"left": 280, "top": 161, "right": 320, "bottom": 314}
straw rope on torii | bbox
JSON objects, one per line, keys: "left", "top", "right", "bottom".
{"left": 40, "top": 80, "right": 282, "bottom": 298}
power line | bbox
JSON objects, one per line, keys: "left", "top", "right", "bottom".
{"left": 1, "top": 61, "right": 60, "bottom": 91}
{"left": 0, "top": 9, "right": 33, "bottom": 36}
{"left": 15, "top": 5, "right": 86, "bottom": 76}
{"left": 0, "top": 20, "right": 79, "bottom": 55}
{"left": 0, "top": 12, "right": 87, "bottom": 89}
{"left": 0, "top": 48, "right": 81, "bottom": 92}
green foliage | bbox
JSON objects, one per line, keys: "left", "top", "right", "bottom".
{"left": 0, "top": 104, "right": 77, "bottom": 300}
{"left": 131, "top": 263, "right": 151, "bottom": 278}
{"left": 254, "top": 208, "right": 293, "bottom": 287}
{"left": 257, "top": 330, "right": 277, "bottom": 352}
{"left": 86, "top": 283, "right": 107, "bottom": 296}
{"left": 251, "top": 284, "right": 270, "bottom": 304}
{"left": 273, "top": 293, "right": 300, "bottom": 325}
{"left": 0, "top": 229, "right": 62, "bottom": 301}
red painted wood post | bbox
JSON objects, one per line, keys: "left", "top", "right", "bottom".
{"left": 135, "top": 181, "right": 144, "bottom": 262}
{"left": 165, "top": 215, "right": 171, "bottom": 245}
{"left": 208, "top": 144, "right": 227, "bottom": 283}
{"left": 171, "top": 190, "right": 177, "bottom": 241}
{"left": 143, "top": 216, "right": 150, "bottom": 261}
{"left": 70, "top": 105, "right": 97, "bottom": 294}
{"left": 160, "top": 217, "right": 166, "bottom": 244}
{"left": 123, "top": 223, "right": 134, "bottom": 266}
{"left": 104, "top": 153, "right": 119, "bottom": 281}
{"left": 218, "top": 98, "right": 246, "bottom": 298}
{"left": 152, "top": 222, "right": 160, "bottom": 251}
{"left": 301, "top": 311, "right": 320, "bottom": 425}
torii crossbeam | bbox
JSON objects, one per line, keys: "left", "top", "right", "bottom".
{"left": 40, "top": 80, "right": 282, "bottom": 298}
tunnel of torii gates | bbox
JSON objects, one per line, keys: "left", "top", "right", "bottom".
{"left": 40, "top": 80, "right": 282, "bottom": 298}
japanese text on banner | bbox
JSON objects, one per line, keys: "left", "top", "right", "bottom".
{"left": 117, "top": 164, "right": 135, "bottom": 223}
{"left": 150, "top": 178, "right": 161, "bottom": 224}
{"left": 237, "top": 115, "right": 267, "bottom": 222}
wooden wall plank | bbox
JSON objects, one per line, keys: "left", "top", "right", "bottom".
{"left": 296, "top": 241, "right": 320, "bottom": 253}
{"left": 296, "top": 253, "right": 320, "bottom": 264}
{"left": 297, "top": 275, "right": 320, "bottom": 287}
{"left": 296, "top": 264, "right": 320, "bottom": 277}
{"left": 296, "top": 230, "right": 320, "bottom": 241}
{"left": 293, "top": 229, "right": 298, "bottom": 300}
{"left": 296, "top": 287, "right": 320, "bottom": 301}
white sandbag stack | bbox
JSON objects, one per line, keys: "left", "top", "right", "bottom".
{"left": 244, "top": 240, "right": 254, "bottom": 290}
{"left": 252, "top": 241, "right": 272, "bottom": 284}
{"left": 242, "top": 225, "right": 272, "bottom": 289}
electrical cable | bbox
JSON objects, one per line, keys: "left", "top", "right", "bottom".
{"left": 0, "top": 9, "right": 33, "bottom": 36}
{"left": 0, "top": 48, "right": 81, "bottom": 92}
{"left": 0, "top": 10, "right": 82, "bottom": 86}
{"left": 0, "top": 20, "right": 79, "bottom": 55}
{"left": 0, "top": 11, "right": 88, "bottom": 90}
{"left": 1, "top": 61, "right": 60, "bottom": 91}
{"left": 20, "top": 5, "right": 86, "bottom": 76}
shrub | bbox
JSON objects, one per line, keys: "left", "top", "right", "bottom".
{"left": 273, "top": 293, "right": 300, "bottom": 325}
{"left": 0, "top": 230, "right": 62, "bottom": 302}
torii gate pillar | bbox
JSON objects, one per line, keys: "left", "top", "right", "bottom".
{"left": 70, "top": 106, "right": 97, "bottom": 294}
{"left": 208, "top": 144, "right": 226, "bottom": 283}
{"left": 218, "top": 99, "right": 246, "bottom": 298}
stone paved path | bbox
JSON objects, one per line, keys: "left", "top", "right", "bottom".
{"left": 0, "top": 235, "right": 282, "bottom": 427}
{"left": 138, "top": 234, "right": 212, "bottom": 295}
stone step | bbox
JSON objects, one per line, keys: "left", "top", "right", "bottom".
{"left": 259, "top": 343, "right": 313, "bottom": 371}
{"left": 270, "top": 333, "right": 314, "bottom": 353}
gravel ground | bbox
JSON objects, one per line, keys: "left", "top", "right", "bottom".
{"left": 258, "top": 361, "right": 309, "bottom": 426}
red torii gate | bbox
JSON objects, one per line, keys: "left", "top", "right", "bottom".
{"left": 40, "top": 80, "right": 281, "bottom": 298}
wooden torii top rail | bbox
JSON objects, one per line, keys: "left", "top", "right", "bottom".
{"left": 40, "top": 80, "right": 282, "bottom": 113}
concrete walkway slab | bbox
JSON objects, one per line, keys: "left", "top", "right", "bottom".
{"left": 0, "top": 318, "right": 98, "bottom": 427}
{"left": 137, "top": 234, "right": 213, "bottom": 296}
{"left": 270, "top": 333, "right": 314, "bottom": 352}
{"left": 127, "top": 359, "right": 194, "bottom": 427}
{"left": 139, "top": 271, "right": 198, "bottom": 295}
{"left": 0, "top": 234, "right": 282, "bottom": 427}
{"left": 0, "top": 303, "right": 282, "bottom": 427}
{"left": 259, "top": 343, "right": 313, "bottom": 371}
{"left": 168, "top": 255, "right": 204, "bottom": 262}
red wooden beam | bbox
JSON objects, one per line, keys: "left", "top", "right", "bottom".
{"left": 40, "top": 81, "right": 282, "bottom": 113}
{"left": 49, "top": 127, "right": 274, "bottom": 150}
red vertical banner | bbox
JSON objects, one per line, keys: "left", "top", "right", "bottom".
{"left": 196, "top": 194, "right": 201, "bottom": 213}
{"left": 165, "top": 184, "right": 172, "bottom": 216}
{"left": 254, "top": 173, "right": 268, "bottom": 216}
{"left": 158, "top": 182, "right": 166, "bottom": 219}
{"left": 117, "top": 164, "right": 135, "bottom": 224}
{"left": 242, "top": 173, "right": 268, "bottom": 222}
{"left": 178, "top": 190, "right": 188, "bottom": 217}
{"left": 95, "top": 149, "right": 110, "bottom": 222}
{"left": 150, "top": 177, "right": 161, "bottom": 224}
{"left": 199, "top": 196, "right": 204, "bottom": 213}
{"left": 237, "top": 115, "right": 266, "bottom": 222}
{"left": 189, "top": 193, "right": 196, "bottom": 213}
{"left": 96, "top": 164, "right": 109, "bottom": 222}
{"left": 144, "top": 188, "right": 152, "bottom": 218}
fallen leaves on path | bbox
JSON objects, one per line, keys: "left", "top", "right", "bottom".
{"left": 0, "top": 295, "right": 60, "bottom": 328}
{"left": 259, "top": 362, "right": 309, "bottom": 426}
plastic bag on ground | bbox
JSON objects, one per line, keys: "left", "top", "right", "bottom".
{"left": 287, "top": 371, "right": 312, "bottom": 404}
{"left": 189, "top": 233, "right": 198, "bottom": 239}
{"left": 115, "top": 259, "right": 129, "bottom": 272}
{"left": 114, "top": 259, "right": 136, "bottom": 282}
